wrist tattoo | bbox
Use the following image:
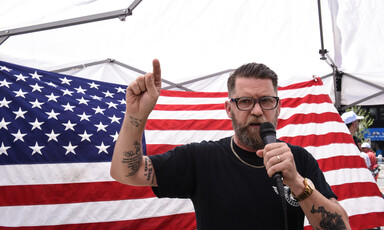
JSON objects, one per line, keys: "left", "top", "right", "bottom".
{"left": 310, "top": 205, "right": 347, "bottom": 230}
{"left": 129, "top": 116, "right": 142, "bottom": 127}
{"left": 122, "top": 141, "right": 142, "bottom": 177}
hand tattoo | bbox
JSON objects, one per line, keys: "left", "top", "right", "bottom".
{"left": 310, "top": 205, "right": 347, "bottom": 230}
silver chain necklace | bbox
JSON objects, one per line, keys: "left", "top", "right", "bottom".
{"left": 230, "top": 136, "right": 265, "bottom": 169}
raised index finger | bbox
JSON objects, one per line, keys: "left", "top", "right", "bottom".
{"left": 152, "top": 59, "right": 161, "bottom": 87}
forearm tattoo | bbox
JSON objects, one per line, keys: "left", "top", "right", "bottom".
{"left": 310, "top": 205, "right": 347, "bottom": 230}
{"left": 144, "top": 157, "right": 155, "bottom": 184}
{"left": 122, "top": 141, "right": 142, "bottom": 177}
{"left": 129, "top": 116, "right": 142, "bottom": 127}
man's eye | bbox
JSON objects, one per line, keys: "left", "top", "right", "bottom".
{"left": 260, "top": 98, "right": 273, "bottom": 104}
{"left": 239, "top": 98, "right": 253, "bottom": 105}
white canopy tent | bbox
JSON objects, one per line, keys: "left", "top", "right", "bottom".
{"left": 1, "top": 0, "right": 384, "bottom": 110}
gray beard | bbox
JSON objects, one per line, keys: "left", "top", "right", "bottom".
{"left": 231, "top": 114, "right": 264, "bottom": 150}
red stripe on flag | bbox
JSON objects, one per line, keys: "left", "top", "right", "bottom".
{"left": 0, "top": 182, "right": 155, "bottom": 206}
{"left": 146, "top": 144, "right": 180, "bottom": 155}
{"left": 331, "top": 182, "right": 384, "bottom": 200}
{"left": 0, "top": 213, "right": 197, "bottom": 230}
{"left": 160, "top": 90, "right": 228, "bottom": 98}
{"left": 280, "top": 94, "right": 332, "bottom": 107}
{"left": 154, "top": 103, "right": 225, "bottom": 111}
{"left": 146, "top": 119, "right": 232, "bottom": 130}
{"left": 277, "top": 112, "right": 343, "bottom": 128}
{"left": 348, "top": 212, "right": 384, "bottom": 230}
{"left": 304, "top": 212, "right": 384, "bottom": 230}
{"left": 317, "top": 155, "right": 367, "bottom": 172}
{"left": 278, "top": 78, "right": 323, "bottom": 90}
{"left": 279, "top": 133, "right": 353, "bottom": 147}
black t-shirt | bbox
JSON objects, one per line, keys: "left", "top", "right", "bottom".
{"left": 149, "top": 137, "right": 336, "bottom": 230}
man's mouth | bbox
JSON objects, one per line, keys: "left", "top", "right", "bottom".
{"left": 248, "top": 122, "right": 261, "bottom": 127}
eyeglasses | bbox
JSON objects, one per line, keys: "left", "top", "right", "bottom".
{"left": 230, "top": 96, "right": 279, "bottom": 111}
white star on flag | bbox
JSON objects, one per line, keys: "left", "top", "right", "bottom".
{"left": 60, "top": 77, "right": 72, "bottom": 85}
{"left": 29, "top": 118, "right": 44, "bottom": 130}
{"left": 0, "top": 79, "right": 12, "bottom": 87}
{"left": 61, "top": 89, "right": 74, "bottom": 96}
{"left": 30, "top": 83, "right": 44, "bottom": 92}
{"left": 29, "top": 71, "right": 42, "bottom": 80}
{"left": 13, "top": 107, "right": 28, "bottom": 119}
{"left": 79, "top": 130, "right": 93, "bottom": 142}
{"left": 46, "top": 93, "right": 59, "bottom": 102}
{"left": 62, "top": 120, "right": 77, "bottom": 131}
{"left": 77, "top": 97, "right": 89, "bottom": 105}
{"left": 62, "top": 103, "right": 76, "bottom": 112}
{"left": 108, "top": 115, "right": 121, "bottom": 124}
{"left": 95, "top": 122, "right": 108, "bottom": 132}
{"left": 63, "top": 142, "right": 78, "bottom": 155}
{"left": 0, "top": 142, "right": 11, "bottom": 155}
{"left": 93, "top": 106, "right": 105, "bottom": 114}
{"left": 95, "top": 142, "right": 110, "bottom": 154}
{"left": 14, "top": 73, "right": 27, "bottom": 82}
{"left": 30, "top": 142, "right": 44, "bottom": 155}
{"left": 45, "top": 130, "right": 60, "bottom": 142}
{"left": 12, "top": 130, "right": 27, "bottom": 142}
{"left": 46, "top": 109, "right": 60, "bottom": 120}
{"left": 0, "top": 97, "right": 12, "bottom": 108}
{"left": 14, "top": 89, "right": 28, "bottom": 98}
{"left": 30, "top": 99, "right": 44, "bottom": 109}
{"left": 78, "top": 112, "right": 92, "bottom": 121}
{"left": 0, "top": 118, "right": 11, "bottom": 130}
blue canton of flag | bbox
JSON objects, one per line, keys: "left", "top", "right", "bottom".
{"left": 0, "top": 61, "right": 143, "bottom": 165}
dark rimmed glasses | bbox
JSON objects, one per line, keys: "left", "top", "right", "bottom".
{"left": 229, "top": 96, "right": 279, "bottom": 111}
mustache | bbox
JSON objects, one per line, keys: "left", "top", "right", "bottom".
{"left": 244, "top": 117, "right": 265, "bottom": 126}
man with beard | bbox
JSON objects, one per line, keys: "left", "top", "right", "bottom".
{"left": 111, "top": 59, "right": 350, "bottom": 230}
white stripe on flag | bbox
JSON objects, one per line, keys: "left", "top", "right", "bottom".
{"left": 157, "top": 96, "right": 227, "bottom": 104}
{"left": 0, "top": 198, "right": 194, "bottom": 227}
{"left": 277, "top": 122, "right": 347, "bottom": 137}
{"left": 0, "top": 162, "right": 113, "bottom": 186}
{"left": 149, "top": 109, "right": 228, "bottom": 119}
{"left": 324, "top": 168, "right": 376, "bottom": 186}
{"left": 279, "top": 103, "right": 337, "bottom": 119}
{"left": 340, "top": 196, "right": 384, "bottom": 216}
{"left": 305, "top": 143, "right": 361, "bottom": 160}
{"left": 145, "top": 130, "right": 234, "bottom": 145}
{"left": 278, "top": 84, "right": 325, "bottom": 97}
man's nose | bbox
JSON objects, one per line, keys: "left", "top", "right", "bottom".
{"left": 250, "top": 102, "right": 263, "bottom": 116}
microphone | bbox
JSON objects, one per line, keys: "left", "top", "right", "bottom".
{"left": 259, "top": 122, "right": 288, "bottom": 230}
{"left": 259, "top": 122, "right": 282, "bottom": 182}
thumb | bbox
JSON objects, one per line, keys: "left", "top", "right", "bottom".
{"left": 256, "top": 149, "right": 264, "bottom": 158}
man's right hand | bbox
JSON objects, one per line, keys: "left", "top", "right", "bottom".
{"left": 125, "top": 59, "right": 162, "bottom": 118}
{"left": 111, "top": 59, "right": 161, "bottom": 186}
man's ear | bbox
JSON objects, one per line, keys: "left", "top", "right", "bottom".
{"left": 277, "top": 99, "right": 281, "bottom": 117}
{"left": 225, "top": 100, "right": 232, "bottom": 118}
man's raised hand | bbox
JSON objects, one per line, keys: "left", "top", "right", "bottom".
{"left": 125, "top": 59, "right": 162, "bottom": 118}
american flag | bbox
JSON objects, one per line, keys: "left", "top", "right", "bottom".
{"left": 1, "top": 61, "right": 383, "bottom": 229}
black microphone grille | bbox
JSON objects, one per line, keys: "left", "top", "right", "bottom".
{"left": 259, "top": 122, "right": 276, "bottom": 139}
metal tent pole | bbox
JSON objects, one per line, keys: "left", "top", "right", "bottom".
{"left": 0, "top": 0, "right": 143, "bottom": 45}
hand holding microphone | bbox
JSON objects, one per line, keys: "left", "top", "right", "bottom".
{"left": 259, "top": 122, "right": 282, "bottom": 182}
{"left": 259, "top": 122, "right": 288, "bottom": 230}
{"left": 257, "top": 122, "right": 299, "bottom": 186}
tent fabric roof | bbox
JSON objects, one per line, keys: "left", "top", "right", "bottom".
{"left": 0, "top": 0, "right": 384, "bottom": 106}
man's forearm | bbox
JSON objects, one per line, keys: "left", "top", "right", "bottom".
{"left": 110, "top": 114, "right": 147, "bottom": 185}
{"left": 300, "top": 192, "right": 350, "bottom": 229}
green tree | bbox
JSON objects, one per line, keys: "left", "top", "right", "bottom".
{"left": 346, "top": 106, "right": 374, "bottom": 141}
